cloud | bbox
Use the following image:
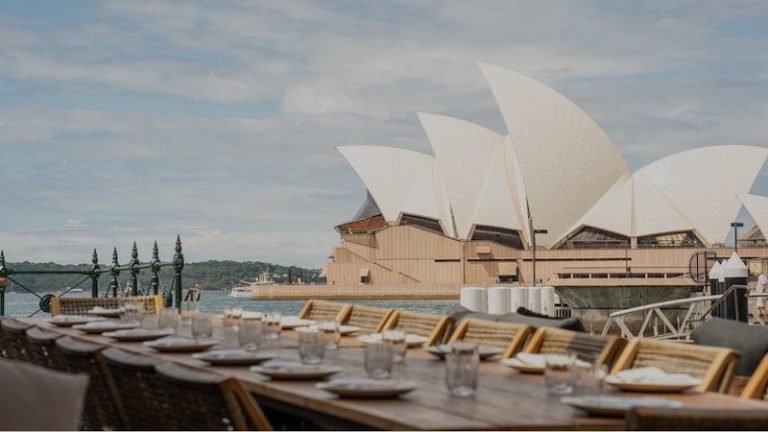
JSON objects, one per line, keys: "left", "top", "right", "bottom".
{"left": 64, "top": 219, "right": 87, "bottom": 229}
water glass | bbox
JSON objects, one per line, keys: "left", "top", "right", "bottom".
{"left": 239, "top": 318, "right": 262, "bottom": 352}
{"left": 573, "top": 361, "right": 608, "bottom": 395}
{"left": 191, "top": 313, "right": 214, "bottom": 340}
{"left": 363, "top": 339, "right": 392, "bottom": 379}
{"left": 445, "top": 342, "right": 479, "bottom": 397}
{"left": 383, "top": 330, "right": 407, "bottom": 363}
{"left": 263, "top": 312, "right": 282, "bottom": 340}
{"left": 298, "top": 326, "right": 326, "bottom": 365}
{"left": 544, "top": 354, "right": 576, "bottom": 395}
{"left": 121, "top": 301, "right": 142, "bottom": 323}
{"left": 182, "top": 299, "right": 199, "bottom": 322}
{"left": 319, "top": 321, "right": 341, "bottom": 349}
{"left": 158, "top": 309, "right": 180, "bottom": 332}
{"left": 223, "top": 307, "right": 243, "bottom": 329}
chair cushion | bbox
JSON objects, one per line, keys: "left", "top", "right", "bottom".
{"left": 447, "top": 305, "right": 585, "bottom": 332}
{"left": 692, "top": 318, "right": 768, "bottom": 376}
{"left": 0, "top": 358, "right": 89, "bottom": 430}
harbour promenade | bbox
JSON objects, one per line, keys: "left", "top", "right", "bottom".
{"left": 248, "top": 283, "right": 473, "bottom": 300}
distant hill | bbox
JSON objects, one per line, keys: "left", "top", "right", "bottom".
{"left": 2, "top": 260, "right": 323, "bottom": 294}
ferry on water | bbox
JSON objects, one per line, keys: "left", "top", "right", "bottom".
{"left": 229, "top": 271, "right": 274, "bottom": 297}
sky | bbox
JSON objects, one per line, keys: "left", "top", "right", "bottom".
{"left": 1, "top": 0, "right": 767, "bottom": 267}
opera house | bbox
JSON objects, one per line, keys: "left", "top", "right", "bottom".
{"left": 322, "top": 64, "right": 768, "bottom": 295}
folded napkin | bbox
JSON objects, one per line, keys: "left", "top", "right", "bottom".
{"left": 615, "top": 367, "right": 696, "bottom": 384}
{"left": 514, "top": 353, "right": 547, "bottom": 367}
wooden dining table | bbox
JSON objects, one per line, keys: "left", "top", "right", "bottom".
{"left": 24, "top": 317, "right": 768, "bottom": 431}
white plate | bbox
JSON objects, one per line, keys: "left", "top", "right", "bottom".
{"left": 281, "top": 316, "right": 316, "bottom": 329}
{"left": 561, "top": 395, "right": 683, "bottom": 417}
{"left": 73, "top": 321, "right": 139, "bottom": 334}
{"left": 605, "top": 375, "right": 702, "bottom": 393}
{"left": 317, "top": 378, "right": 419, "bottom": 398}
{"left": 48, "top": 315, "right": 103, "bottom": 327}
{"left": 192, "top": 350, "right": 274, "bottom": 366}
{"left": 501, "top": 353, "right": 589, "bottom": 373}
{"left": 356, "top": 333, "right": 430, "bottom": 348}
{"left": 88, "top": 307, "right": 123, "bottom": 318}
{"left": 251, "top": 362, "right": 343, "bottom": 380}
{"left": 143, "top": 337, "right": 219, "bottom": 352}
{"left": 424, "top": 344, "right": 504, "bottom": 360}
{"left": 103, "top": 328, "right": 174, "bottom": 341}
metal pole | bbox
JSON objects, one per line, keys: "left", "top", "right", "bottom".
{"left": 150, "top": 241, "right": 160, "bottom": 296}
{"left": 110, "top": 247, "right": 120, "bottom": 297}
{"left": 90, "top": 249, "right": 100, "bottom": 298}
{"left": 0, "top": 250, "right": 7, "bottom": 316}
{"left": 130, "top": 242, "right": 139, "bottom": 296}
{"left": 732, "top": 222, "right": 744, "bottom": 254}
{"left": 173, "top": 235, "right": 184, "bottom": 312}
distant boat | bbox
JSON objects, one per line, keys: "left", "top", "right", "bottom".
{"left": 229, "top": 286, "right": 253, "bottom": 298}
{"left": 69, "top": 288, "right": 84, "bottom": 293}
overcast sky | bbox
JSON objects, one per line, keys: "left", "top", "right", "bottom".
{"left": 1, "top": 0, "right": 767, "bottom": 267}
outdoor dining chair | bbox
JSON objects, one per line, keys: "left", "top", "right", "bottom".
{"left": 53, "top": 336, "right": 126, "bottom": 431}
{"left": 50, "top": 294, "right": 164, "bottom": 316}
{"left": 25, "top": 326, "right": 64, "bottom": 369}
{"left": 154, "top": 362, "right": 272, "bottom": 430}
{"left": 101, "top": 347, "right": 168, "bottom": 431}
{"left": 448, "top": 318, "right": 534, "bottom": 358}
{"left": 298, "top": 299, "right": 352, "bottom": 322}
{"left": 342, "top": 304, "right": 394, "bottom": 334}
{"left": 1, "top": 318, "right": 34, "bottom": 361}
{"left": 523, "top": 327, "right": 624, "bottom": 367}
{"left": 626, "top": 407, "right": 768, "bottom": 430}
{"left": 741, "top": 353, "right": 768, "bottom": 400}
{"left": 382, "top": 310, "right": 452, "bottom": 346}
{"left": 610, "top": 338, "right": 740, "bottom": 393}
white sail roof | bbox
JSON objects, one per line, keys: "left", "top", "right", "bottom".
{"left": 418, "top": 113, "right": 522, "bottom": 239}
{"left": 336, "top": 146, "right": 447, "bottom": 225}
{"left": 479, "top": 63, "right": 630, "bottom": 247}
{"left": 739, "top": 194, "right": 768, "bottom": 241}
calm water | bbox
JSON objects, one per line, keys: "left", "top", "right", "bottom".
{"left": 2, "top": 290, "right": 458, "bottom": 317}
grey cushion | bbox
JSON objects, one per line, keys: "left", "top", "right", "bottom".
{"left": 447, "top": 305, "right": 585, "bottom": 332}
{"left": 692, "top": 318, "right": 768, "bottom": 376}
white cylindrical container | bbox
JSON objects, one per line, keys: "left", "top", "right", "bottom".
{"left": 527, "top": 286, "right": 542, "bottom": 313}
{"left": 460, "top": 287, "right": 488, "bottom": 312}
{"left": 723, "top": 252, "right": 749, "bottom": 322}
{"left": 509, "top": 288, "right": 529, "bottom": 313}
{"left": 487, "top": 287, "right": 511, "bottom": 315}
{"left": 540, "top": 286, "right": 555, "bottom": 317}
{"left": 708, "top": 260, "right": 721, "bottom": 298}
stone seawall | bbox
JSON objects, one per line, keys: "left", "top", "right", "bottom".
{"left": 249, "top": 283, "right": 512, "bottom": 300}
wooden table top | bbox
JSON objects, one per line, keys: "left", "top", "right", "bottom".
{"left": 26, "top": 318, "right": 768, "bottom": 431}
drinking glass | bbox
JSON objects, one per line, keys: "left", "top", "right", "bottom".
{"left": 239, "top": 318, "right": 262, "bottom": 352}
{"left": 191, "top": 313, "right": 214, "bottom": 340}
{"left": 383, "top": 330, "right": 407, "bottom": 363}
{"left": 319, "top": 321, "right": 341, "bottom": 349}
{"left": 445, "top": 342, "right": 479, "bottom": 397}
{"left": 363, "top": 339, "right": 392, "bottom": 379}
{"left": 573, "top": 361, "right": 608, "bottom": 395}
{"left": 121, "top": 301, "right": 142, "bottom": 324}
{"left": 544, "top": 354, "right": 576, "bottom": 395}
{"left": 263, "top": 312, "right": 282, "bottom": 340}
{"left": 182, "top": 299, "right": 199, "bottom": 321}
{"left": 298, "top": 326, "right": 326, "bottom": 365}
{"left": 158, "top": 309, "right": 180, "bottom": 332}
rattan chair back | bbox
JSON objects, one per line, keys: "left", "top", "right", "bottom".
{"left": 343, "top": 304, "right": 394, "bottom": 333}
{"left": 102, "top": 348, "right": 168, "bottom": 430}
{"left": 298, "top": 300, "right": 352, "bottom": 322}
{"left": 50, "top": 295, "right": 164, "bottom": 316}
{"left": 383, "top": 311, "right": 451, "bottom": 346}
{"left": 1, "top": 318, "right": 34, "bottom": 360}
{"left": 741, "top": 353, "right": 768, "bottom": 400}
{"left": 448, "top": 318, "right": 533, "bottom": 358}
{"left": 154, "top": 362, "right": 271, "bottom": 430}
{"left": 25, "top": 326, "right": 64, "bottom": 369}
{"left": 611, "top": 338, "right": 740, "bottom": 393}
{"left": 53, "top": 336, "right": 125, "bottom": 430}
{"left": 626, "top": 407, "right": 768, "bottom": 430}
{"left": 524, "top": 327, "right": 624, "bottom": 366}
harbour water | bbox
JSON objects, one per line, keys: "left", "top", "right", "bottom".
{"left": 2, "top": 290, "right": 459, "bottom": 318}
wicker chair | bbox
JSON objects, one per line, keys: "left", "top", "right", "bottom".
{"left": 155, "top": 362, "right": 271, "bottom": 430}
{"left": 626, "top": 407, "right": 768, "bottom": 430}
{"left": 448, "top": 318, "right": 533, "bottom": 358}
{"left": 53, "top": 336, "right": 125, "bottom": 430}
{"left": 102, "top": 348, "right": 169, "bottom": 430}
{"left": 298, "top": 299, "right": 352, "bottom": 322}
{"left": 523, "top": 327, "right": 624, "bottom": 366}
{"left": 741, "top": 353, "right": 768, "bottom": 400}
{"left": 25, "top": 326, "right": 64, "bottom": 369}
{"left": 343, "top": 304, "right": 394, "bottom": 334}
{"left": 50, "top": 295, "right": 164, "bottom": 316}
{"left": 610, "top": 338, "right": 740, "bottom": 393}
{"left": 382, "top": 311, "right": 451, "bottom": 346}
{"left": 1, "top": 318, "right": 34, "bottom": 361}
